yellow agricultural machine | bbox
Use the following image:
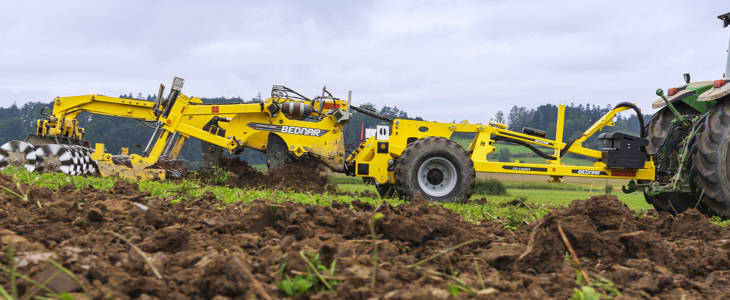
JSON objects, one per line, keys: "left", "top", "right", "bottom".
{"left": 347, "top": 12, "right": 730, "bottom": 219}
{"left": 0, "top": 77, "right": 351, "bottom": 179}
{"left": 347, "top": 103, "right": 654, "bottom": 201}
{"left": 0, "top": 77, "right": 663, "bottom": 213}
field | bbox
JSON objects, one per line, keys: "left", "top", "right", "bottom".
{"left": 1, "top": 166, "right": 729, "bottom": 299}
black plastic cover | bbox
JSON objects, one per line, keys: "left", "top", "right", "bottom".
{"left": 598, "top": 132, "right": 649, "bottom": 169}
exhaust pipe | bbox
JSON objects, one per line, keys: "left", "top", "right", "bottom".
{"left": 719, "top": 13, "right": 730, "bottom": 79}
{"left": 724, "top": 29, "right": 730, "bottom": 79}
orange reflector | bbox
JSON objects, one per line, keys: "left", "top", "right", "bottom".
{"left": 714, "top": 80, "right": 726, "bottom": 88}
{"left": 212, "top": 105, "right": 219, "bottom": 113}
{"left": 322, "top": 102, "right": 340, "bottom": 110}
{"left": 611, "top": 170, "right": 636, "bottom": 177}
{"left": 667, "top": 87, "right": 678, "bottom": 96}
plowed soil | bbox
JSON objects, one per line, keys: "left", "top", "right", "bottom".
{"left": 1, "top": 173, "right": 729, "bottom": 299}
{"left": 196, "top": 158, "right": 336, "bottom": 194}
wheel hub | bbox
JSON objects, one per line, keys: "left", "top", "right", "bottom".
{"left": 417, "top": 157, "right": 458, "bottom": 197}
{"left": 426, "top": 168, "right": 444, "bottom": 185}
{"left": 6, "top": 152, "right": 24, "bottom": 167}
{"left": 0, "top": 140, "right": 37, "bottom": 172}
{"left": 38, "top": 155, "right": 61, "bottom": 172}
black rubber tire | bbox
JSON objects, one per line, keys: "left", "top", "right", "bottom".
{"left": 692, "top": 101, "right": 730, "bottom": 217}
{"left": 642, "top": 104, "right": 698, "bottom": 213}
{"left": 687, "top": 123, "right": 710, "bottom": 214}
{"left": 375, "top": 183, "right": 398, "bottom": 198}
{"left": 394, "top": 137, "right": 475, "bottom": 202}
{"left": 644, "top": 192, "right": 697, "bottom": 214}
{"left": 266, "top": 133, "right": 293, "bottom": 171}
{"left": 645, "top": 104, "right": 695, "bottom": 154}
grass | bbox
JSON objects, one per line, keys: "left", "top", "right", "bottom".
{"left": 334, "top": 176, "right": 649, "bottom": 209}
{"left": 333, "top": 173, "right": 650, "bottom": 226}
{"left": 473, "top": 178, "right": 507, "bottom": 195}
{"left": 0, "top": 167, "right": 392, "bottom": 209}
{"left": 277, "top": 252, "right": 339, "bottom": 296}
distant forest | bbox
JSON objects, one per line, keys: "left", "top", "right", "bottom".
{"left": 505, "top": 103, "right": 649, "bottom": 149}
{"left": 0, "top": 94, "right": 649, "bottom": 169}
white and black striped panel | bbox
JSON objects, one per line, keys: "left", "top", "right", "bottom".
{"left": 70, "top": 145, "right": 97, "bottom": 175}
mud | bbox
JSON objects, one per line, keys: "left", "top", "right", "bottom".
{"left": 196, "top": 157, "right": 335, "bottom": 194}
{"left": 1, "top": 174, "right": 729, "bottom": 299}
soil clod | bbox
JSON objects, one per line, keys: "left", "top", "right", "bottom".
{"left": 0, "top": 175, "right": 729, "bottom": 299}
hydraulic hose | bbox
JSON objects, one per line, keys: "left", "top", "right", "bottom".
{"left": 351, "top": 105, "right": 393, "bottom": 122}
{"left": 614, "top": 102, "right": 645, "bottom": 138}
{"left": 559, "top": 102, "right": 645, "bottom": 158}
{"left": 492, "top": 136, "right": 557, "bottom": 160}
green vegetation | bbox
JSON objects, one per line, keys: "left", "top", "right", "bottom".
{"left": 200, "top": 166, "right": 229, "bottom": 185}
{"left": 569, "top": 270, "right": 621, "bottom": 300}
{"left": 276, "top": 252, "right": 339, "bottom": 296}
{"left": 332, "top": 173, "right": 651, "bottom": 223}
{"left": 709, "top": 216, "right": 730, "bottom": 227}
{"left": 1, "top": 167, "right": 651, "bottom": 228}
{"left": 0, "top": 167, "right": 392, "bottom": 209}
{"left": 473, "top": 178, "right": 507, "bottom": 195}
{"left": 506, "top": 103, "right": 648, "bottom": 149}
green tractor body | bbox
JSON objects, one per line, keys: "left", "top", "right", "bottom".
{"left": 638, "top": 12, "right": 730, "bottom": 216}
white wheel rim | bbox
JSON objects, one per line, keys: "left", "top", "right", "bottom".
{"left": 417, "top": 156, "right": 457, "bottom": 198}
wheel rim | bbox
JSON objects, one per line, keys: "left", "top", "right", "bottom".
{"left": 417, "top": 157, "right": 457, "bottom": 197}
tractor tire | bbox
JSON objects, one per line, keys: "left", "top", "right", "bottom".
{"left": 692, "top": 101, "right": 730, "bottom": 217}
{"left": 645, "top": 103, "right": 695, "bottom": 154}
{"left": 394, "top": 137, "right": 475, "bottom": 202}
{"left": 643, "top": 103, "right": 698, "bottom": 213}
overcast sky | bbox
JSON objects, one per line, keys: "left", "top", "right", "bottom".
{"left": 0, "top": 1, "right": 728, "bottom": 122}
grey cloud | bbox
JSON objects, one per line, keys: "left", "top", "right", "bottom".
{"left": 0, "top": 0, "right": 728, "bottom": 124}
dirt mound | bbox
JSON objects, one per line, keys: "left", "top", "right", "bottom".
{"left": 197, "top": 157, "right": 335, "bottom": 193}
{"left": 511, "top": 195, "right": 730, "bottom": 298}
{"left": 1, "top": 176, "right": 729, "bottom": 299}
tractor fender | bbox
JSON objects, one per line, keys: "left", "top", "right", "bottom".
{"left": 651, "top": 89, "right": 696, "bottom": 109}
{"left": 698, "top": 83, "right": 730, "bottom": 102}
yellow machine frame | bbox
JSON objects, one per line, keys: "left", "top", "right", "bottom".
{"left": 348, "top": 104, "right": 655, "bottom": 184}
{"left": 29, "top": 77, "right": 654, "bottom": 191}
{"left": 32, "top": 78, "right": 350, "bottom": 179}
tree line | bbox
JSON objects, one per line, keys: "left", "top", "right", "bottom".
{"left": 505, "top": 103, "right": 649, "bottom": 149}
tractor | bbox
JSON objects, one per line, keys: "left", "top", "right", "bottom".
{"left": 639, "top": 12, "right": 730, "bottom": 217}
